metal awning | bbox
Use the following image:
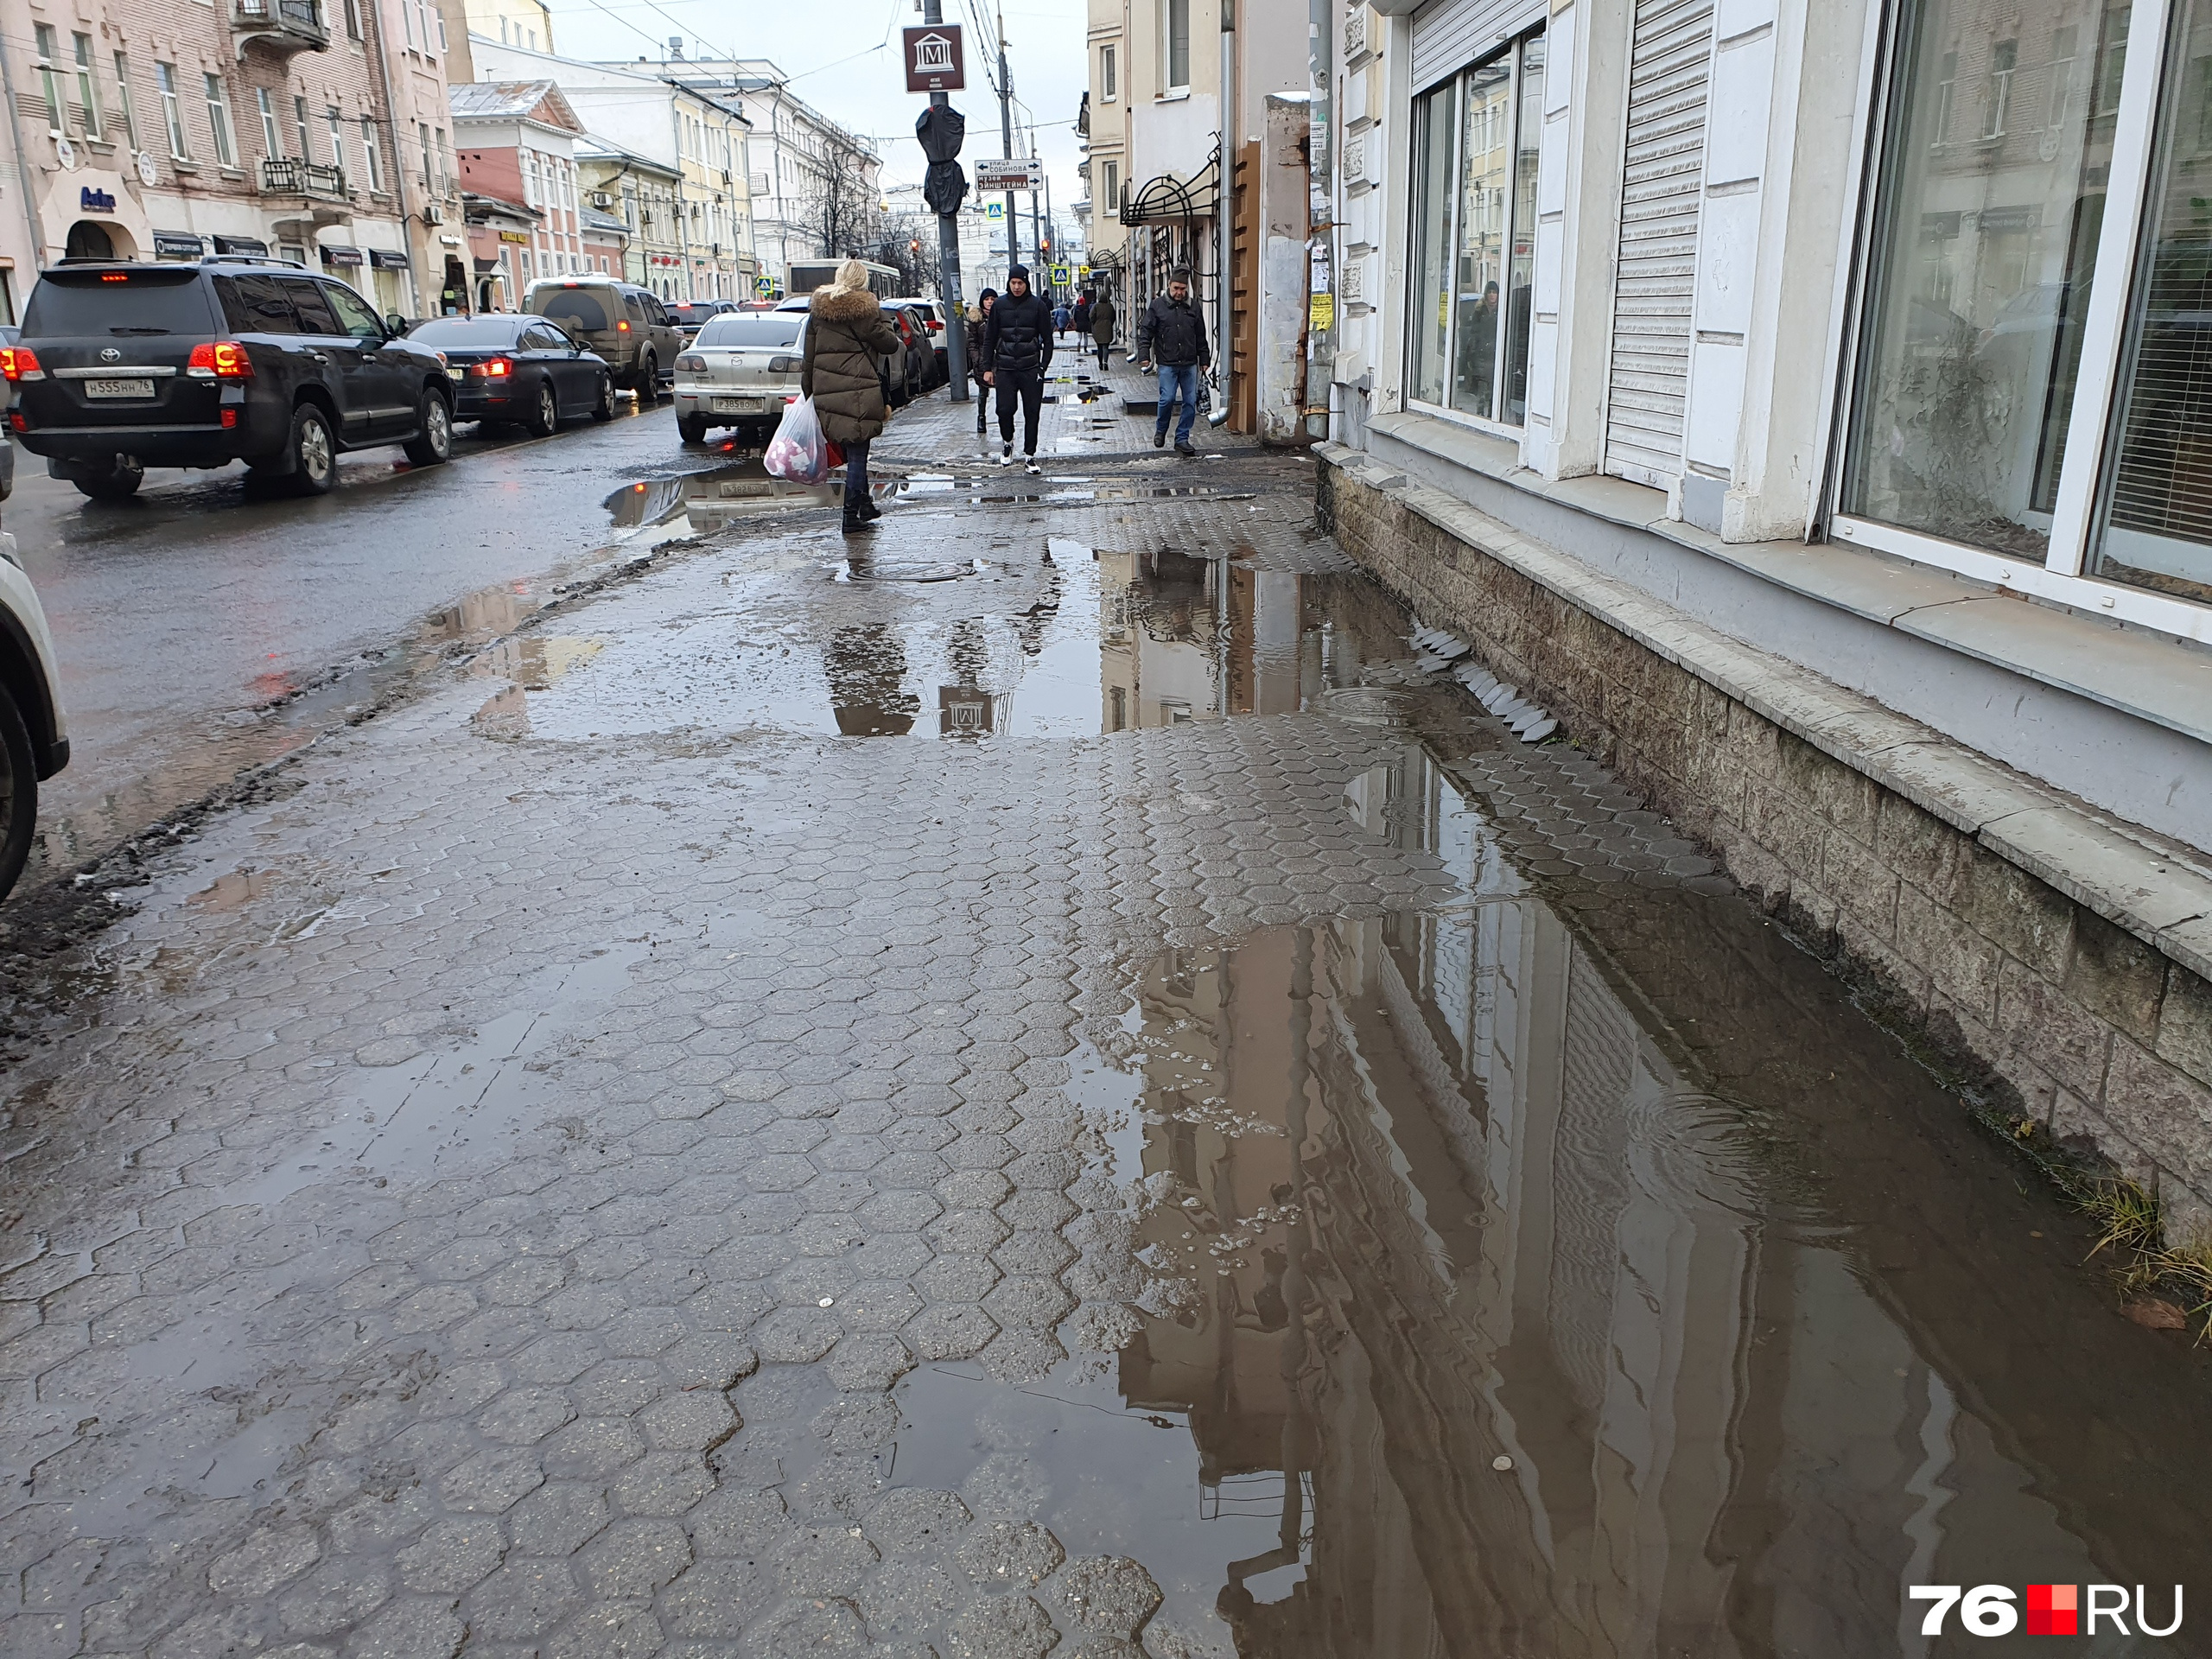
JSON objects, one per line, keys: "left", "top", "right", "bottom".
{"left": 319, "top": 245, "right": 365, "bottom": 267}
{"left": 211, "top": 234, "right": 268, "bottom": 255}
{"left": 369, "top": 248, "right": 410, "bottom": 269}
{"left": 152, "top": 232, "right": 204, "bottom": 259}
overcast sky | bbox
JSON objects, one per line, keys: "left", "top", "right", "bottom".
{"left": 543, "top": 0, "right": 1093, "bottom": 245}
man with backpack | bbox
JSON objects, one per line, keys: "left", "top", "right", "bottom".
{"left": 1137, "top": 269, "right": 1210, "bottom": 456}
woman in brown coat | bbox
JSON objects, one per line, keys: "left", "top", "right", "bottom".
{"left": 801, "top": 259, "right": 904, "bottom": 533}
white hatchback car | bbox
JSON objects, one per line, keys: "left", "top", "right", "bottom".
{"left": 674, "top": 311, "right": 808, "bottom": 447}
{"left": 0, "top": 521, "right": 69, "bottom": 899}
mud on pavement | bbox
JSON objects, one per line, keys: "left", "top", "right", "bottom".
{"left": 1, "top": 423, "right": 2209, "bottom": 1659}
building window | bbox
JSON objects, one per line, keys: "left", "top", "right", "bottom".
{"left": 361, "top": 118, "right": 382, "bottom": 191}
{"left": 345, "top": 0, "right": 363, "bottom": 41}
{"left": 295, "top": 95, "right": 311, "bottom": 162}
{"left": 1841, "top": 0, "right": 2212, "bottom": 620}
{"left": 72, "top": 35, "right": 101, "bottom": 141}
{"left": 114, "top": 54, "right": 137, "bottom": 148}
{"left": 260, "top": 89, "right": 282, "bottom": 158}
{"left": 157, "top": 62, "right": 188, "bottom": 159}
{"left": 33, "top": 27, "right": 62, "bottom": 134}
{"left": 1103, "top": 43, "right": 1117, "bottom": 101}
{"left": 1405, "top": 32, "right": 1545, "bottom": 426}
{"left": 1103, "top": 158, "right": 1120, "bottom": 218}
{"left": 327, "top": 106, "right": 344, "bottom": 174}
{"left": 1164, "top": 0, "right": 1190, "bottom": 92}
{"left": 205, "top": 74, "right": 236, "bottom": 167}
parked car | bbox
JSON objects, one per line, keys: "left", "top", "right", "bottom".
{"left": 4, "top": 256, "right": 454, "bottom": 500}
{"left": 408, "top": 315, "right": 615, "bottom": 434}
{"left": 0, "top": 524, "right": 68, "bottom": 900}
{"left": 896, "top": 300, "right": 950, "bottom": 383}
{"left": 667, "top": 300, "right": 739, "bottom": 342}
{"left": 673, "top": 310, "right": 808, "bottom": 445}
{"left": 524, "top": 277, "right": 680, "bottom": 401}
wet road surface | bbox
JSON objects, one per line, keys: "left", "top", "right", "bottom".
{"left": 0, "top": 369, "right": 2207, "bottom": 1658}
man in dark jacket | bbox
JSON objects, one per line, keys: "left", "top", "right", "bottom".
{"left": 982, "top": 265, "right": 1054, "bottom": 471}
{"left": 1137, "top": 269, "right": 1210, "bottom": 455}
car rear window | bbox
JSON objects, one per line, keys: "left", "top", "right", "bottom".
{"left": 23, "top": 270, "right": 219, "bottom": 337}
{"left": 535, "top": 290, "right": 611, "bottom": 332}
{"left": 410, "top": 317, "right": 523, "bottom": 347}
{"left": 699, "top": 315, "right": 804, "bottom": 348}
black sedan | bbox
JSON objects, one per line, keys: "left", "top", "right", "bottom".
{"left": 408, "top": 315, "right": 616, "bottom": 435}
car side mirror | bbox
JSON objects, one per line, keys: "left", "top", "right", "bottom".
{"left": 385, "top": 313, "right": 406, "bottom": 336}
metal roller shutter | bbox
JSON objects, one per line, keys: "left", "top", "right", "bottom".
{"left": 1604, "top": 0, "right": 1714, "bottom": 490}
{"left": 1409, "top": 0, "right": 1545, "bottom": 92}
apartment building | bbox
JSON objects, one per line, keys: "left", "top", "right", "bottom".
{"left": 574, "top": 134, "right": 682, "bottom": 295}
{"left": 0, "top": 0, "right": 462, "bottom": 319}
{"left": 448, "top": 78, "right": 581, "bottom": 308}
{"left": 461, "top": 40, "right": 758, "bottom": 301}
{"left": 1319, "top": 0, "right": 2212, "bottom": 1239}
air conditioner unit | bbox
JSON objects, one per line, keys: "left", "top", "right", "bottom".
{"left": 423, "top": 202, "right": 445, "bottom": 224}
{"left": 591, "top": 190, "right": 612, "bottom": 207}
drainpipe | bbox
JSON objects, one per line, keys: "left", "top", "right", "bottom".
{"left": 1217, "top": 0, "right": 1233, "bottom": 422}
{"left": 367, "top": 0, "right": 421, "bottom": 315}
{"left": 0, "top": 32, "right": 50, "bottom": 275}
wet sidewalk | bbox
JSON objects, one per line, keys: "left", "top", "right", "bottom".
{"left": 1, "top": 442, "right": 2208, "bottom": 1659}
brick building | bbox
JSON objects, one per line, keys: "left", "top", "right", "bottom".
{"left": 0, "top": 0, "right": 462, "bottom": 319}
{"left": 448, "top": 79, "right": 582, "bottom": 310}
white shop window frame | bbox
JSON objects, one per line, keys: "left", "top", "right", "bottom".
{"left": 1826, "top": 0, "right": 2211, "bottom": 647}
{"left": 1402, "top": 29, "right": 1544, "bottom": 444}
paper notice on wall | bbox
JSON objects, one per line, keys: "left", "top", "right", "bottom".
{"left": 1309, "top": 292, "right": 1334, "bottom": 331}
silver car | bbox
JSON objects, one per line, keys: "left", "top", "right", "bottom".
{"left": 674, "top": 311, "right": 808, "bottom": 446}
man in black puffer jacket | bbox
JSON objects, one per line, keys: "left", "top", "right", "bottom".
{"left": 1137, "top": 268, "right": 1210, "bottom": 456}
{"left": 982, "top": 264, "right": 1054, "bottom": 472}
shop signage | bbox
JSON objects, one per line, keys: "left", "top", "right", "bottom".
{"left": 902, "top": 25, "right": 964, "bottom": 92}
{"left": 369, "top": 248, "right": 410, "bottom": 269}
{"left": 499, "top": 230, "right": 530, "bottom": 244}
{"left": 79, "top": 186, "right": 117, "bottom": 213}
{"left": 152, "top": 232, "right": 205, "bottom": 259}
{"left": 212, "top": 234, "right": 268, "bottom": 255}
{"left": 319, "top": 245, "right": 365, "bottom": 267}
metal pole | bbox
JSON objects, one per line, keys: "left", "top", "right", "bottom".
{"left": 923, "top": 0, "right": 969, "bottom": 399}
{"left": 998, "top": 9, "right": 1019, "bottom": 270}
{"left": 1027, "top": 124, "right": 1043, "bottom": 286}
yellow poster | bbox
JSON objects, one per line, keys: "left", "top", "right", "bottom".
{"left": 1310, "top": 292, "right": 1335, "bottom": 331}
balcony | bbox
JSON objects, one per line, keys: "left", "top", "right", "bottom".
{"left": 260, "top": 158, "right": 349, "bottom": 200}
{"left": 232, "top": 0, "right": 328, "bottom": 58}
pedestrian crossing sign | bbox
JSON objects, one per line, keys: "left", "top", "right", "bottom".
{"left": 985, "top": 202, "right": 1005, "bottom": 222}
{"left": 1050, "top": 264, "right": 1068, "bottom": 284}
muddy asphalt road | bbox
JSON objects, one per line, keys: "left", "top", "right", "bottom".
{"left": 0, "top": 365, "right": 2208, "bottom": 1658}
{"left": 3, "top": 399, "right": 698, "bottom": 880}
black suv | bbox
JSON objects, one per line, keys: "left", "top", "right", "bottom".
{"left": 5, "top": 257, "right": 454, "bottom": 500}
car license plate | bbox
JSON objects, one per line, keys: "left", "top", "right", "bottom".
{"left": 712, "top": 396, "right": 761, "bottom": 413}
{"left": 84, "top": 378, "right": 156, "bottom": 399}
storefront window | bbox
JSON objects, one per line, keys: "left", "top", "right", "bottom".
{"left": 2090, "top": 0, "right": 2212, "bottom": 604}
{"left": 1843, "top": 0, "right": 2131, "bottom": 557}
{"left": 1404, "top": 32, "right": 1546, "bottom": 428}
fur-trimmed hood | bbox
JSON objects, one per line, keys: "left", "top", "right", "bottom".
{"left": 810, "top": 285, "right": 881, "bottom": 323}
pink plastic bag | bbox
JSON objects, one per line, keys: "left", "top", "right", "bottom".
{"left": 764, "top": 395, "right": 832, "bottom": 484}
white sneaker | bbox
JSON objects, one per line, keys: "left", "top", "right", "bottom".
{"left": 1024, "top": 460, "right": 1041, "bottom": 474}
{"left": 995, "top": 451, "right": 1014, "bottom": 467}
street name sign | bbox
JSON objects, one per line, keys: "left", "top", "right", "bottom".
{"left": 974, "top": 158, "right": 1043, "bottom": 193}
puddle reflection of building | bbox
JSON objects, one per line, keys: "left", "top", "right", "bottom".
{"left": 1112, "top": 735, "right": 1824, "bottom": 1656}
{"left": 823, "top": 624, "right": 921, "bottom": 736}
{"left": 1098, "top": 554, "right": 1320, "bottom": 732}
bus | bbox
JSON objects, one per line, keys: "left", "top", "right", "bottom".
{"left": 784, "top": 258, "right": 899, "bottom": 300}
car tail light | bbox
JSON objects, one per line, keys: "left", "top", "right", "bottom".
{"left": 220, "top": 408, "right": 238, "bottom": 429}
{"left": 676, "top": 353, "right": 706, "bottom": 372}
{"left": 187, "top": 341, "right": 254, "bottom": 378}
{"left": 617, "top": 320, "right": 632, "bottom": 333}
{"left": 472, "top": 358, "right": 513, "bottom": 378}
{"left": 767, "top": 355, "right": 796, "bottom": 372}
{"left": 8, "top": 411, "right": 25, "bottom": 432}
{"left": 0, "top": 345, "right": 42, "bottom": 381}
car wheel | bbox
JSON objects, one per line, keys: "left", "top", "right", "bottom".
{"left": 402, "top": 387, "right": 454, "bottom": 466}
{"left": 72, "top": 454, "right": 144, "bottom": 502}
{"left": 526, "top": 378, "right": 560, "bottom": 438}
{"left": 635, "top": 354, "right": 658, "bottom": 401}
{"left": 592, "top": 376, "right": 616, "bottom": 422}
{"left": 0, "top": 682, "right": 39, "bottom": 903}
{"left": 287, "top": 404, "right": 338, "bottom": 495}
{"left": 677, "top": 412, "right": 709, "bottom": 445}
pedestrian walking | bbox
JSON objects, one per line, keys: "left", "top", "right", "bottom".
{"left": 803, "top": 258, "right": 906, "bottom": 534}
{"left": 982, "top": 264, "right": 1053, "bottom": 473}
{"left": 1137, "top": 269, "right": 1209, "bottom": 456}
{"left": 1071, "top": 295, "right": 1091, "bottom": 341}
{"left": 1053, "top": 302, "right": 1071, "bottom": 342}
{"left": 965, "top": 289, "right": 997, "bottom": 434}
{"left": 1089, "top": 291, "right": 1116, "bottom": 372}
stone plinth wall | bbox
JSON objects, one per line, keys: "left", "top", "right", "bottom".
{"left": 1318, "top": 452, "right": 2212, "bottom": 1241}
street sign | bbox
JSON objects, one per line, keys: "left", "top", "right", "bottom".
{"left": 754, "top": 275, "right": 774, "bottom": 296}
{"left": 984, "top": 202, "right": 1005, "bottom": 222}
{"left": 1050, "top": 264, "right": 1068, "bottom": 284}
{"left": 974, "top": 158, "right": 1042, "bottom": 193}
{"left": 1077, "top": 264, "right": 1090, "bottom": 282}
{"left": 902, "top": 25, "right": 965, "bottom": 92}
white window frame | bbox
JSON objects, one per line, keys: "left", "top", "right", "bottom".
{"left": 1103, "top": 43, "right": 1118, "bottom": 102}
{"left": 259, "top": 87, "right": 282, "bottom": 158}
{"left": 157, "top": 61, "right": 188, "bottom": 160}
{"left": 1161, "top": 0, "right": 1190, "bottom": 94}
{"left": 73, "top": 35, "right": 102, "bottom": 141}
{"left": 205, "top": 73, "right": 236, "bottom": 167}
{"left": 114, "top": 53, "right": 137, "bottom": 148}
{"left": 34, "top": 27, "right": 63, "bottom": 136}
{"left": 1829, "top": 0, "right": 2212, "bottom": 645}
{"left": 361, "top": 117, "right": 382, "bottom": 191}
{"left": 1402, "top": 33, "right": 1545, "bottom": 442}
